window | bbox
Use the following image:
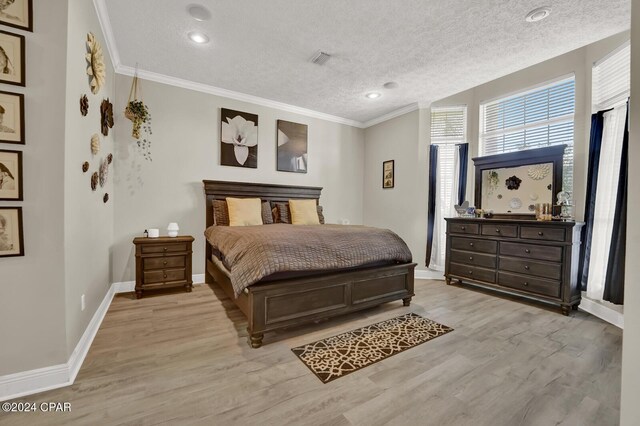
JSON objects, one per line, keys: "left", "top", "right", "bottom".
{"left": 428, "top": 106, "right": 467, "bottom": 270}
{"left": 592, "top": 42, "right": 630, "bottom": 110}
{"left": 479, "top": 77, "right": 575, "bottom": 192}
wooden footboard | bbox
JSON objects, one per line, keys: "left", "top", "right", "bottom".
{"left": 206, "top": 260, "right": 416, "bottom": 348}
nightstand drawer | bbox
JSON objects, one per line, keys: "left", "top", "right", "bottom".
{"left": 451, "top": 237, "right": 497, "bottom": 254}
{"left": 141, "top": 243, "right": 189, "bottom": 254}
{"left": 498, "top": 272, "right": 561, "bottom": 298}
{"left": 500, "top": 242, "right": 562, "bottom": 262}
{"left": 520, "top": 226, "right": 565, "bottom": 242}
{"left": 481, "top": 224, "right": 518, "bottom": 238}
{"left": 499, "top": 256, "right": 562, "bottom": 280}
{"left": 449, "top": 223, "right": 480, "bottom": 235}
{"left": 450, "top": 249, "right": 496, "bottom": 269}
{"left": 143, "top": 256, "right": 185, "bottom": 270}
{"left": 144, "top": 269, "right": 186, "bottom": 284}
{"left": 450, "top": 263, "right": 496, "bottom": 283}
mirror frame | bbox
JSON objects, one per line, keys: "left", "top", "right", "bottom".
{"left": 473, "top": 145, "right": 566, "bottom": 219}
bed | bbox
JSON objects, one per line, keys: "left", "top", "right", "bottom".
{"left": 203, "top": 180, "right": 417, "bottom": 348}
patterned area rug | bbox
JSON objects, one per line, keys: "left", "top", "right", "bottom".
{"left": 291, "top": 313, "right": 453, "bottom": 383}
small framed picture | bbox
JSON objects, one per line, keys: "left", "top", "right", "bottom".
{"left": 383, "top": 160, "right": 394, "bottom": 189}
{"left": 0, "top": 206, "right": 24, "bottom": 257}
{"left": 0, "top": 91, "right": 24, "bottom": 144}
{"left": 220, "top": 108, "right": 258, "bottom": 168}
{"left": 277, "top": 119, "right": 308, "bottom": 173}
{"left": 0, "top": 0, "right": 32, "bottom": 32}
{"left": 0, "top": 149, "right": 22, "bottom": 200}
{"left": 0, "top": 30, "right": 25, "bottom": 87}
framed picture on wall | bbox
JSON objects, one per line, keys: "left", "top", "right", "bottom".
{"left": 383, "top": 160, "right": 394, "bottom": 188}
{"left": 0, "top": 149, "right": 22, "bottom": 200}
{"left": 220, "top": 108, "right": 258, "bottom": 168}
{"left": 0, "top": 91, "right": 24, "bottom": 144}
{"left": 0, "top": 30, "right": 25, "bottom": 86}
{"left": 0, "top": 206, "right": 24, "bottom": 257}
{"left": 277, "top": 120, "right": 308, "bottom": 173}
{"left": 0, "top": 0, "right": 33, "bottom": 32}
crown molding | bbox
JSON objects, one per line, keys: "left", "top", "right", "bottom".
{"left": 92, "top": 0, "right": 420, "bottom": 130}
{"left": 362, "top": 103, "right": 420, "bottom": 128}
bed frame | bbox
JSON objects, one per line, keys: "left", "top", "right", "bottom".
{"left": 203, "top": 180, "right": 417, "bottom": 348}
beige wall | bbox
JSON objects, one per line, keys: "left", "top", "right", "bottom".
{"left": 620, "top": 0, "right": 639, "bottom": 423}
{"left": 63, "top": 0, "right": 115, "bottom": 356}
{"left": 112, "top": 76, "right": 365, "bottom": 282}
{"left": 0, "top": 1, "right": 69, "bottom": 375}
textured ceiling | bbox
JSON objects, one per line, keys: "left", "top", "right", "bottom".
{"left": 104, "top": 0, "right": 630, "bottom": 124}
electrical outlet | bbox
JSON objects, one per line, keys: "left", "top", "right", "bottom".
{"left": 341, "top": 218, "right": 351, "bottom": 225}
{"left": 81, "top": 294, "right": 86, "bottom": 311}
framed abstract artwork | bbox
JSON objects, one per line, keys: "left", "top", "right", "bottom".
{"left": 0, "top": 206, "right": 24, "bottom": 257}
{"left": 220, "top": 108, "right": 258, "bottom": 168}
{"left": 0, "top": 91, "right": 24, "bottom": 144}
{"left": 0, "top": 0, "right": 32, "bottom": 32}
{"left": 0, "top": 149, "right": 22, "bottom": 200}
{"left": 0, "top": 30, "right": 25, "bottom": 86}
{"left": 383, "top": 160, "right": 394, "bottom": 189}
{"left": 277, "top": 120, "right": 308, "bottom": 173}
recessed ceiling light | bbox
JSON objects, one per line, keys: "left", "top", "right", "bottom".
{"left": 383, "top": 81, "right": 399, "bottom": 89}
{"left": 188, "top": 32, "right": 210, "bottom": 44}
{"left": 365, "top": 92, "right": 381, "bottom": 99}
{"left": 187, "top": 4, "right": 212, "bottom": 21}
{"left": 525, "top": 6, "right": 552, "bottom": 22}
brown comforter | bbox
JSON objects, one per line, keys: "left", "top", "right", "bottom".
{"left": 204, "top": 224, "right": 413, "bottom": 296}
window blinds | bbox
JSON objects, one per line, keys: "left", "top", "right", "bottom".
{"left": 431, "top": 107, "right": 466, "bottom": 144}
{"left": 592, "top": 43, "right": 630, "bottom": 111}
{"left": 480, "top": 77, "right": 575, "bottom": 192}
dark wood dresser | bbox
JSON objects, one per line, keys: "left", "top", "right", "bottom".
{"left": 444, "top": 218, "right": 583, "bottom": 315}
{"left": 133, "top": 236, "right": 194, "bottom": 299}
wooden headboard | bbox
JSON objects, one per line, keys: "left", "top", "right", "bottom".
{"left": 202, "top": 180, "right": 323, "bottom": 229}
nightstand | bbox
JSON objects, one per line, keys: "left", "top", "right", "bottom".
{"left": 133, "top": 236, "right": 194, "bottom": 299}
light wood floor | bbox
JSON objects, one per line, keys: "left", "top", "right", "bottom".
{"left": 2, "top": 280, "right": 622, "bottom": 426}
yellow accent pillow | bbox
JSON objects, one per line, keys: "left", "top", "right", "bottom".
{"left": 226, "top": 198, "right": 263, "bottom": 226}
{"left": 289, "top": 199, "right": 320, "bottom": 225}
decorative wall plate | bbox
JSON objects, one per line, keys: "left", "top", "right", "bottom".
{"left": 91, "top": 172, "right": 98, "bottom": 191}
{"left": 509, "top": 198, "right": 523, "bottom": 210}
{"left": 103, "top": 193, "right": 109, "bottom": 203}
{"left": 91, "top": 134, "right": 100, "bottom": 155}
{"left": 101, "top": 98, "right": 114, "bottom": 136}
{"left": 505, "top": 175, "right": 522, "bottom": 190}
{"left": 528, "top": 164, "right": 551, "bottom": 180}
{"left": 86, "top": 32, "right": 106, "bottom": 95}
{"left": 80, "top": 94, "right": 89, "bottom": 116}
{"left": 529, "top": 193, "right": 539, "bottom": 201}
{"left": 107, "top": 153, "right": 113, "bottom": 164}
{"left": 82, "top": 161, "right": 89, "bottom": 173}
{"left": 99, "top": 158, "right": 109, "bottom": 187}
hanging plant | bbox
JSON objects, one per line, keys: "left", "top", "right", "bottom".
{"left": 486, "top": 170, "right": 499, "bottom": 195}
{"left": 124, "top": 72, "right": 153, "bottom": 161}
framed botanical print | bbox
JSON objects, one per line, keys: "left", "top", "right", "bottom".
{"left": 220, "top": 108, "right": 258, "bottom": 168}
{"left": 0, "top": 30, "right": 25, "bottom": 86}
{"left": 383, "top": 160, "right": 394, "bottom": 189}
{"left": 0, "top": 91, "right": 24, "bottom": 144}
{"left": 0, "top": 0, "right": 32, "bottom": 32}
{"left": 0, "top": 206, "right": 24, "bottom": 257}
{"left": 277, "top": 120, "right": 308, "bottom": 173}
{"left": 0, "top": 149, "right": 22, "bottom": 200}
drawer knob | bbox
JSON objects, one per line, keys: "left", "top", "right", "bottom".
{"left": 538, "top": 232, "right": 544, "bottom": 236}
{"left": 163, "top": 261, "right": 168, "bottom": 265}
{"left": 468, "top": 270, "right": 473, "bottom": 275}
{"left": 469, "top": 242, "right": 474, "bottom": 247}
{"left": 495, "top": 229, "right": 501, "bottom": 233}
{"left": 525, "top": 249, "right": 531, "bottom": 254}
{"left": 461, "top": 226, "right": 466, "bottom": 230}
{"left": 524, "top": 265, "right": 530, "bottom": 270}
{"left": 163, "top": 274, "right": 167, "bottom": 278}
{"left": 163, "top": 247, "right": 168, "bottom": 251}
{"left": 524, "top": 282, "right": 529, "bottom": 286}
{"left": 469, "top": 256, "right": 473, "bottom": 260}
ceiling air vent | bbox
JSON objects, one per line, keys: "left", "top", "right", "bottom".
{"left": 310, "top": 51, "right": 331, "bottom": 65}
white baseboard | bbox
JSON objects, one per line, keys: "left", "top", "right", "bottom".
{"left": 579, "top": 297, "right": 624, "bottom": 329}
{"left": 415, "top": 269, "right": 445, "bottom": 280}
{"left": 0, "top": 274, "right": 206, "bottom": 402}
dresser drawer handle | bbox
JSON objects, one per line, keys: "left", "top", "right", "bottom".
{"left": 524, "top": 282, "right": 529, "bottom": 286}
{"left": 469, "top": 242, "right": 474, "bottom": 247}
{"left": 163, "top": 261, "right": 168, "bottom": 265}
{"left": 525, "top": 249, "right": 531, "bottom": 254}
{"left": 524, "top": 265, "right": 530, "bottom": 270}
{"left": 461, "top": 226, "right": 466, "bottom": 231}
{"left": 495, "top": 229, "right": 501, "bottom": 233}
{"left": 163, "top": 247, "right": 168, "bottom": 251}
{"left": 469, "top": 256, "right": 473, "bottom": 261}
{"left": 163, "top": 274, "right": 167, "bottom": 278}
{"left": 468, "top": 270, "right": 473, "bottom": 275}
{"left": 537, "top": 232, "right": 544, "bottom": 236}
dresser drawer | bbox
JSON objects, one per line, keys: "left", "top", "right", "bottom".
{"left": 141, "top": 243, "right": 189, "bottom": 254}
{"left": 499, "top": 257, "right": 562, "bottom": 280}
{"left": 498, "top": 272, "right": 561, "bottom": 298}
{"left": 449, "top": 222, "right": 480, "bottom": 235}
{"left": 500, "top": 242, "right": 563, "bottom": 262}
{"left": 450, "top": 237, "right": 497, "bottom": 254}
{"left": 450, "top": 250, "right": 496, "bottom": 269}
{"left": 481, "top": 224, "right": 518, "bottom": 238}
{"left": 520, "top": 226, "right": 565, "bottom": 242}
{"left": 144, "top": 269, "right": 186, "bottom": 284}
{"left": 143, "top": 255, "right": 185, "bottom": 270}
{"left": 450, "top": 263, "right": 496, "bottom": 283}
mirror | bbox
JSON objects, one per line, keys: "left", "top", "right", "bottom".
{"left": 473, "top": 145, "right": 565, "bottom": 217}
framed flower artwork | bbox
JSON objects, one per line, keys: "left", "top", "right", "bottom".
{"left": 220, "top": 108, "right": 258, "bottom": 168}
